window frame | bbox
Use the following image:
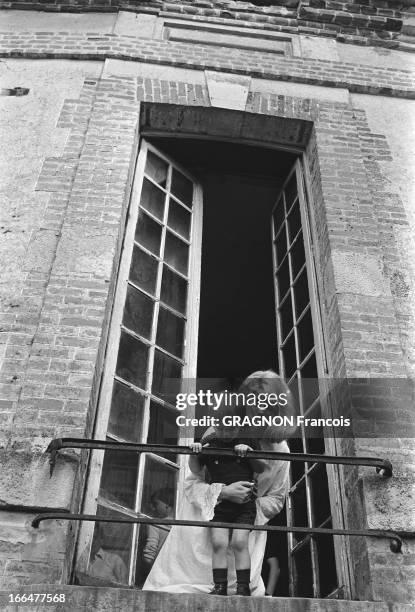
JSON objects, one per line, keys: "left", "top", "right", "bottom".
{"left": 271, "top": 157, "right": 348, "bottom": 599}
{"left": 73, "top": 135, "right": 350, "bottom": 597}
{"left": 75, "top": 140, "right": 203, "bottom": 584}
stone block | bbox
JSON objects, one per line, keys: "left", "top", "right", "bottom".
{"left": 205, "top": 70, "right": 251, "bottom": 111}
{"left": 331, "top": 251, "right": 391, "bottom": 297}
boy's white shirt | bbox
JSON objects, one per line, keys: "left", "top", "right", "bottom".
{"left": 143, "top": 440, "right": 290, "bottom": 595}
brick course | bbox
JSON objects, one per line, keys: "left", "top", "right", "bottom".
{"left": 1, "top": 0, "right": 414, "bottom": 50}
{"left": 0, "top": 32, "right": 414, "bottom": 98}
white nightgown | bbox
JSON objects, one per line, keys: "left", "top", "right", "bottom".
{"left": 143, "top": 440, "right": 290, "bottom": 596}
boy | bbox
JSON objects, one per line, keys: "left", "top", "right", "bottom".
{"left": 189, "top": 419, "right": 267, "bottom": 596}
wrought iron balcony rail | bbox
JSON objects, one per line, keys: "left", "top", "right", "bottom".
{"left": 45, "top": 437, "right": 393, "bottom": 477}
{"left": 34, "top": 438, "right": 410, "bottom": 552}
{"left": 30, "top": 512, "right": 412, "bottom": 554}
{"left": 11, "top": 438, "right": 411, "bottom": 553}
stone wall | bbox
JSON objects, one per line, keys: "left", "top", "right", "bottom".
{"left": 0, "top": 5, "right": 414, "bottom": 605}
{"left": 1, "top": 586, "right": 415, "bottom": 612}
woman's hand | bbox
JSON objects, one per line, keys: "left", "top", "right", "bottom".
{"left": 218, "top": 481, "right": 254, "bottom": 504}
{"left": 234, "top": 444, "right": 252, "bottom": 457}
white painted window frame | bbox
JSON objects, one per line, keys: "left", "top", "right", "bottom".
{"left": 75, "top": 140, "right": 203, "bottom": 584}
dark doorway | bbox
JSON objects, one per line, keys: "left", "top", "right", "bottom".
{"left": 148, "top": 137, "right": 297, "bottom": 381}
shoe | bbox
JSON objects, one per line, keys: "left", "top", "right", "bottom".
{"left": 209, "top": 583, "right": 227, "bottom": 595}
{"left": 236, "top": 583, "right": 251, "bottom": 596}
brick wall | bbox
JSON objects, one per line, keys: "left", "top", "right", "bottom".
{"left": 0, "top": 6, "right": 414, "bottom": 605}
{"left": 0, "top": 0, "right": 413, "bottom": 51}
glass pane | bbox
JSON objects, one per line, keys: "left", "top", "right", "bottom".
{"left": 135, "top": 211, "right": 162, "bottom": 256}
{"left": 273, "top": 198, "right": 285, "bottom": 234}
{"left": 303, "top": 403, "right": 323, "bottom": 450}
{"left": 147, "top": 401, "right": 179, "bottom": 459}
{"left": 275, "top": 226, "right": 287, "bottom": 266}
{"left": 87, "top": 505, "right": 133, "bottom": 585}
{"left": 99, "top": 450, "right": 139, "bottom": 508}
{"left": 289, "top": 375, "right": 300, "bottom": 412}
{"left": 116, "top": 331, "right": 148, "bottom": 389}
{"left": 293, "top": 543, "right": 313, "bottom": 597}
{"left": 293, "top": 268, "right": 310, "bottom": 320}
{"left": 301, "top": 352, "right": 317, "bottom": 380}
{"left": 138, "top": 457, "right": 177, "bottom": 576}
{"left": 171, "top": 168, "right": 193, "bottom": 207}
{"left": 316, "top": 526, "right": 338, "bottom": 597}
{"left": 291, "top": 480, "right": 308, "bottom": 541}
{"left": 140, "top": 455, "right": 177, "bottom": 517}
{"left": 300, "top": 367, "right": 319, "bottom": 409}
{"left": 167, "top": 198, "right": 191, "bottom": 240}
{"left": 145, "top": 151, "right": 168, "bottom": 188}
{"left": 152, "top": 349, "right": 182, "bottom": 400}
{"left": 307, "top": 433, "right": 325, "bottom": 455}
{"left": 129, "top": 246, "right": 158, "bottom": 295}
{"left": 289, "top": 436, "right": 305, "bottom": 482}
{"left": 310, "top": 464, "right": 331, "bottom": 527}
{"left": 282, "top": 333, "right": 296, "bottom": 379}
{"left": 285, "top": 173, "right": 298, "bottom": 210}
{"left": 108, "top": 380, "right": 145, "bottom": 443}
{"left": 298, "top": 309, "right": 314, "bottom": 363}
{"left": 123, "top": 285, "right": 154, "bottom": 340}
{"left": 277, "top": 258, "right": 290, "bottom": 301}
{"left": 287, "top": 200, "right": 301, "bottom": 243}
{"left": 279, "top": 295, "right": 293, "bottom": 341}
{"left": 140, "top": 177, "right": 165, "bottom": 221}
{"left": 290, "top": 232, "right": 306, "bottom": 279}
{"left": 160, "top": 266, "right": 187, "bottom": 314}
{"left": 164, "top": 231, "right": 189, "bottom": 276}
{"left": 156, "top": 306, "right": 185, "bottom": 358}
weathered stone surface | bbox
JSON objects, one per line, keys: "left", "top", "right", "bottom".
{"left": 205, "top": 70, "right": 251, "bottom": 110}
{"left": 331, "top": 251, "right": 391, "bottom": 297}
{"left": 0, "top": 586, "right": 414, "bottom": 612}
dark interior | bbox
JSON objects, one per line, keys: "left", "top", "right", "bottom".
{"left": 149, "top": 137, "right": 297, "bottom": 382}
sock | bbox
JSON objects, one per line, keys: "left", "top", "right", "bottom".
{"left": 213, "top": 568, "right": 228, "bottom": 584}
{"left": 236, "top": 569, "right": 250, "bottom": 585}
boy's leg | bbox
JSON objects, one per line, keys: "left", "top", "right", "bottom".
{"left": 231, "top": 529, "right": 250, "bottom": 569}
{"left": 210, "top": 528, "right": 230, "bottom": 595}
{"left": 231, "top": 529, "right": 251, "bottom": 596}
{"left": 211, "top": 527, "right": 230, "bottom": 568}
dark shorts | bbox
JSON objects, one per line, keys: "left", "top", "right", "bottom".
{"left": 211, "top": 500, "right": 257, "bottom": 526}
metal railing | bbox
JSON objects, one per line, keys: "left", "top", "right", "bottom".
{"left": 23, "top": 437, "right": 414, "bottom": 553}
{"left": 45, "top": 437, "right": 393, "bottom": 477}
{"left": 31, "top": 512, "right": 408, "bottom": 553}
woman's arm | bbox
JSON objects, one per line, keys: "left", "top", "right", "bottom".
{"left": 256, "top": 454, "right": 290, "bottom": 523}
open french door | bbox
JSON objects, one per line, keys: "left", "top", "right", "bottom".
{"left": 271, "top": 160, "right": 343, "bottom": 598}
{"left": 75, "top": 140, "right": 203, "bottom": 586}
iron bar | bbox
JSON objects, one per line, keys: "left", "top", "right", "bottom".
{"left": 30, "top": 512, "right": 407, "bottom": 553}
{"left": 45, "top": 437, "right": 393, "bottom": 477}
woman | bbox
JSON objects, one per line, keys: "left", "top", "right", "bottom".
{"left": 143, "top": 371, "right": 295, "bottom": 596}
